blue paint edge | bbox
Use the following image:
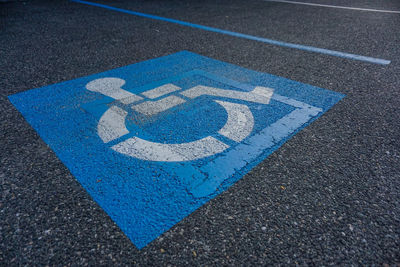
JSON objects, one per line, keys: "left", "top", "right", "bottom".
{"left": 8, "top": 51, "right": 345, "bottom": 249}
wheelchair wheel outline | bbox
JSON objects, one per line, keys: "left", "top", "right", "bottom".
{"left": 98, "top": 100, "right": 254, "bottom": 162}
{"left": 86, "top": 77, "right": 274, "bottom": 162}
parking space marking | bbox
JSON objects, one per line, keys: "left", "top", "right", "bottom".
{"left": 264, "top": 0, "right": 400, "bottom": 14}
{"left": 71, "top": 0, "right": 391, "bottom": 65}
{"left": 8, "top": 51, "right": 344, "bottom": 249}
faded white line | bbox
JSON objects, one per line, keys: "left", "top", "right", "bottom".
{"left": 216, "top": 100, "right": 254, "bottom": 142}
{"left": 98, "top": 106, "right": 129, "bottom": 143}
{"left": 86, "top": 77, "right": 143, "bottom": 104}
{"left": 181, "top": 85, "right": 274, "bottom": 105}
{"left": 264, "top": 0, "right": 400, "bottom": 14}
{"left": 111, "top": 136, "right": 229, "bottom": 162}
{"left": 132, "top": 95, "right": 186, "bottom": 116}
{"left": 141, "top": 83, "right": 181, "bottom": 99}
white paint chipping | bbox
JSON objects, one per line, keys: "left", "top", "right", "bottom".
{"left": 181, "top": 85, "right": 273, "bottom": 105}
{"left": 263, "top": 0, "right": 400, "bottom": 14}
{"left": 131, "top": 95, "right": 186, "bottom": 116}
{"left": 86, "top": 77, "right": 143, "bottom": 104}
{"left": 216, "top": 100, "right": 254, "bottom": 142}
{"left": 141, "top": 84, "right": 181, "bottom": 99}
{"left": 111, "top": 136, "right": 229, "bottom": 162}
{"left": 98, "top": 106, "right": 129, "bottom": 143}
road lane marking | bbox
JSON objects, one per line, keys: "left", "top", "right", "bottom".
{"left": 264, "top": 0, "right": 400, "bottom": 14}
{"left": 70, "top": 0, "right": 391, "bottom": 65}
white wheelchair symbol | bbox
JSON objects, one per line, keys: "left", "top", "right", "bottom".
{"left": 86, "top": 77, "right": 273, "bottom": 162}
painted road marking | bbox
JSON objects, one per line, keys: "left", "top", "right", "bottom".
{"left": 264, "top": 0, "right": 400, "bottom": 14}
{"left": 141, "top": 83, "right": 181, "bottom": 99}
{"left": 98, "top": 105, "right": 129, "bottom": 143}
{"left": 112, "top": 135, "right": 229, "bottom": 162}
{"left": 93, "top": 77, "right": 269, "bottom": 160}
{"left": 181, "top": 85, "right": 273, "bottom": 104}
{"left": 86, "top": 77, "right": 143, "bottom": 104}
{"left": 70, "top": 0, "right": 390, "bottom": 65}
{"left": 215, "top": 100, "right": 254, "bottom": 142}
{"left": 131, "top": 95, "right": 187, "bottom": 116}
{"left": 9, "top": 51, "right": 344, "bottom": 249}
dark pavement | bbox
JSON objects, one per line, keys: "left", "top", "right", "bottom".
{"left": 1, "top": 0, "right": 399, "bottom": 265}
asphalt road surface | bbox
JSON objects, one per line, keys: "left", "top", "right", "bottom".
{"left": 1, "top": 0, "right": 400, "bottom": 265}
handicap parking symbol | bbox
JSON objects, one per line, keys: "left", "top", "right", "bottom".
{"left": 9, "top": 51, "right": 344, "bottom": 249}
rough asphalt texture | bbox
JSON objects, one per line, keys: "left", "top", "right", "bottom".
{"left": 1, "top": 0, "right": 399, "bottom": 265}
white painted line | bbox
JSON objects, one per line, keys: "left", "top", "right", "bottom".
{"left": 98, "top": 106, "right": 129, "bottom": 143}
{"left": 272, "top": 94, "right": 319, "bottom": 110}
{"left": 72, "top": 0, "right": 391, "bottom": 65}
{"left": 141, "top": 83, "right": 181, "bottom": 99}
{"left": 86, "top": 77, "right": 143, "bottom": 103}
{"left": 112, "top": 136, "right": 229, "bottom": 162}
{"left": 181, "top": 85, "right": 274, "bottom": 105}
{"left": 264, "top": 0, "right": 400, "bottom": 14}
{"left": 132, "top": 95, "right": 186, "bottom": 116}
{"left": 216, "top": 100, "right": 254, "bottom": 142}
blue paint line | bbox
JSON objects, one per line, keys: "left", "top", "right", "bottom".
{"left": 70, "top": 0, "right": 390, "bottom": 65}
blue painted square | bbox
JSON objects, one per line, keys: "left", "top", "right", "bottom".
{"left": 9, "top": 51, "right": 344, "bottom": 249}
